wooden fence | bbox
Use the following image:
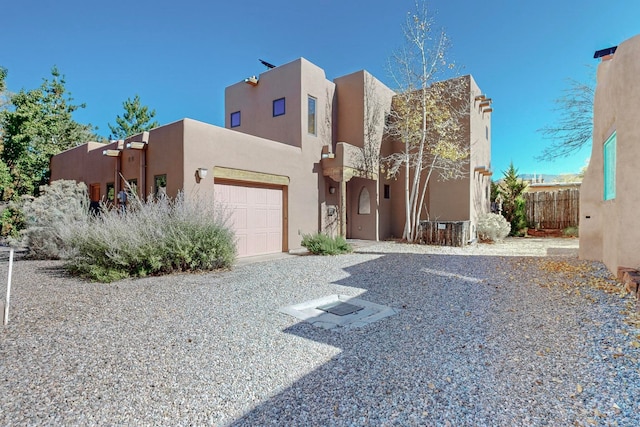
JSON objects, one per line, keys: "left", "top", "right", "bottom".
{"left": 524, "top": 189, "right": 580, "bottom": 229}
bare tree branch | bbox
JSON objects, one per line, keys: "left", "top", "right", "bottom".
{"left": 537, "top": 76, "right": 595, "bottom": 161}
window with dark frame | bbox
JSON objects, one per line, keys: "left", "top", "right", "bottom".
{"left": 273, "top": 97, "right": 285, "bottom": 117}
{"left": 106, "top": 182, "right": 115, "bottom": 202}
{"left": 384, "top": 184, "right": 390, "bottom": 199}
{"left": 230, "top": 111, "right": 241, "bottom": 128}
{"left": 127, "top": 179, "right": 137, "bottom": 195}
{"left": 308, "top": 96, "right": 317, "bottom": 135}
{"left": 154, "top": 174, "right": 167, "bottom": 199}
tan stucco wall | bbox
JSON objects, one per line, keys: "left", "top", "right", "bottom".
{"left": 181, "top": 118, "right": 325, "bottom": 252}
{"left": 467, "top": 75, "right": 492, "bottom": 234}
{"left": 390, "top": 75, "right": 491, "bottom": 239}
{"left": 328, "top": 70, "right": 395, "bottom": 240}
{"left": 50, "top": 58, "right": 491, "bottom": 251}
{"left": 334, "top": 71, "right": 366, "bottom": 149}
{"left": 51, "top": 141, "right": 121, "bottom": 201}
{"left": 225, "top": 58, "right": 335, "bottom": 150}
{"left": 580, "top": 34, "right": 640, "bottom": 272}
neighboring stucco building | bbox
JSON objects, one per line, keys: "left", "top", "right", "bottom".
{"left": 51, "top": 57, "right": 492, "bottom": 257}
{"left": 580, "top": 34, "right": 640, "bottom": 274}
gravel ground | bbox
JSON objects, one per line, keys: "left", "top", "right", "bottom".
{"left": 1, "top": 238, "right": 639, "bottom": 426}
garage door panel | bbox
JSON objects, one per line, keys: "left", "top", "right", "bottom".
{"left": 232, "top": 207, "right": 248, "bottom": 229}
{"left": 268, "top": 212, "right": 280, "bottom": 228}
{"left": 234, "top": 187, "right": 248, "bottom": 204}
{"left": 252, "top": 208, "right": 268, "bottom": 228}
{"left": 215, "top": 183, "right": 283, "bottom": 258}
{"left": 252, "top": 187, "right": 267, "bottom": 204}
{"left": 267, "top": 232, "right": 281, "bottom": 251}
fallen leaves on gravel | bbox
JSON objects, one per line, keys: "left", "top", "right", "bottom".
{"left": 509, "top": 257, "right": 640, "bottom": 361}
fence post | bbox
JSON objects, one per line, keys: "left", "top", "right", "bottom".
{"left": 3, "top": 248, "right": 13, "bottom": 325}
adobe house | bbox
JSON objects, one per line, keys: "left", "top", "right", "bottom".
{"left": 580, "top": 34, "right": 640, "bottom": 274}
{"left": 50, "top": 58, "right": 492, "bottom": 257}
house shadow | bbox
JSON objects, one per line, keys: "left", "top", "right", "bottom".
{"left": 227, "top": 250, "right": 571, "bottom": 426}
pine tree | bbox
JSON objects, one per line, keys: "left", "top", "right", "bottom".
{"left": 498, "top": 162, "right": 528, "bottom": 236}
{"left": 108, "top": 94, "right": 159, "bottom": 139}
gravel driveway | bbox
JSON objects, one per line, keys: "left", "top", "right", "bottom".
{"left": 1, "top": 238, "right": 639, "bottom": 426}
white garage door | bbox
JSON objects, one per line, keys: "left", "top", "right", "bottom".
{"left": 214, "top": 183, "right": 283, "bottom": 258}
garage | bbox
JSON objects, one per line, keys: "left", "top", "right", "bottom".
{"left": 214, "top": 183, "right": 283, "bottom": 258}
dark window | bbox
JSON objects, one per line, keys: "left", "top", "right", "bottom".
{"left": 106, "top": 182, "right": 115, "bottom": 202}
{"left": 230, "top": 111, "right": 241, "bottom": 128}
{"left": 127, "top": 179, "right": 137, "bottom": 195}
{"left": 384, "top": 184, "right": 390, "bottom": 199}
{"left": 308, "top": 96, "right": 316, "bottom": 135}
{"left": 273, "top": 98, "right": 285, "bottom": 117}
{"left": 154, "top": 174, "right": 167, "bottom": 198}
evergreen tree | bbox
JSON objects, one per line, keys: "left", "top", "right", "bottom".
{"left": 0, "top": 67, "right": 12, "bottom": 200}
{"left": 0, "top": 67, "right": 98, "bottom": 199}
{"left": 108, "top": 94, "right": 158, "bottom": 139}
{"left": 498, "top": 162, "right": 528, "bottom": 236}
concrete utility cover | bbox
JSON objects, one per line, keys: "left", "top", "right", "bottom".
{"left": 279, "top": 295, "right": 397, "bottom": 331}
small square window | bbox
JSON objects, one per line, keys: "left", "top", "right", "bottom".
{"left": 273, "top": 98, "right": 285, "bottom": 117}
{"left": 230, "top": 111, "right": 241, "bottom": 128}
{"left": 384, "top": 184, "right": 390, "bottom": 199}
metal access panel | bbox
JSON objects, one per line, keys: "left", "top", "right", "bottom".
{"left": 316, "top": 301, "right": 364, "bottom": 316}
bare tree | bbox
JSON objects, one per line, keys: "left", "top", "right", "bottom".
{"left": 353, "top": 73, "right": 388, "bottom": 179}
{"left": 537, "top": 76, "right": 594, "bottom": 160}
{"left": 384, "top": 1, "right": 469, "bottom": 242}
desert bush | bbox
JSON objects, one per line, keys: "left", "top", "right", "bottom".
{"left": 15, "top": 180, "right": 90, "bottom": 258}
{"left": 65, "top": 191, "right": 236, "bottom": 282}
{"left": 301, "top": 233, "right": 352, "bottom": 255}
{"left": 477, "top": 212, "right": 511, "bottom": 242}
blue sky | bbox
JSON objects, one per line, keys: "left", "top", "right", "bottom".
{"left": 3, "top": 0, "right": 639, "bottom": 177}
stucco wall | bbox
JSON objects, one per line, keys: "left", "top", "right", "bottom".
{"left": 468, "top": 75, "right": 492, "bottom": 234}
{"left": 334, "top": 71, "right": 366, "bottom": 149}
{"left": 581, "top": 34, "right": 640, "bottom": 273}
{"left": 182, "top": 118, "right": 321, "bottom": 252}
{"left": 428, "top": 75, "right": 491, "bottom": 229}
{"left": 225, "top": 58, "right": 335, "bottom": 151}
{"left": 51, "top": 141, "right": 122, "bottom": 201}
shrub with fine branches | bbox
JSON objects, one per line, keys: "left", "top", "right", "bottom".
{"left": 65, "top": 191, "right": 236, "bottom": 282}
{"left": 477, "top": 212, "right": 511, "bottom": 242}
{"left": 16, "top": 180, "right": 89, "bottom": 259}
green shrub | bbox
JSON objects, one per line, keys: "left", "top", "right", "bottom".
{"left": 301, "top": 233, "right": 352, "bottom": 255}
{"left": 563, "top": 226, "right": 579, "bottom": 237}
{"left": 65, "top": 191, "right": 236, "bottom": 282}
{"left": 15, "top": 180, "right": 89, "bottom": 258}
{"left": 1, "top": 201, "right": 25, "bottom": 238}
{"left": 477, "top": 212, "right": 511, "bottom": 242}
